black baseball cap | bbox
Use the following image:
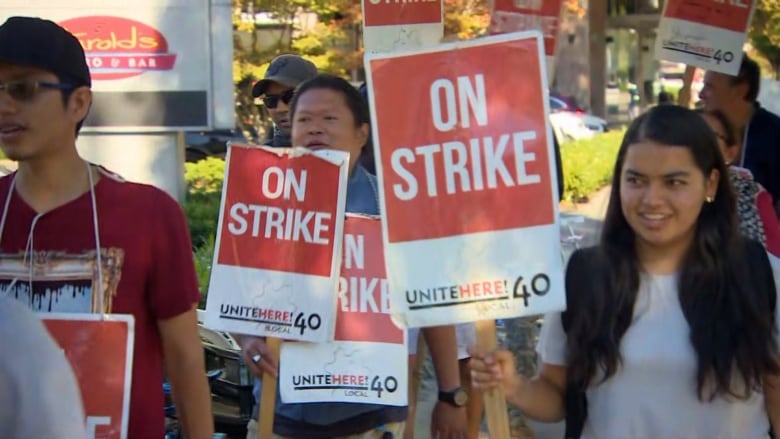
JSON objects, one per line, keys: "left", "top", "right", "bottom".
{"left": 252, "top": 54, "right": 317, "bottom": 97}
{"left": 0, "top": 16, "right": 91, "bottom": 88}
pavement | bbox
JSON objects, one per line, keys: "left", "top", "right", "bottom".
{"left": 560, "top": 184, "right": 611, "bottom": 221}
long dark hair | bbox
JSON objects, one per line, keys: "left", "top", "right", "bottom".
{"left": 567, "top": 105, "right": 779, "bottom": 401}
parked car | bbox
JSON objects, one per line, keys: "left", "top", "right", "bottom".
{"left": 186, "top": 129, "right": 248, "bottom": 163}
{"left": 548, "top": 95, "right": 608, "bottom": 142}
{"left": 166, "top": 311, "right": 253, "bottom": 438}
{"left": 549, "top": 93, "right": 584, "bottom": 113}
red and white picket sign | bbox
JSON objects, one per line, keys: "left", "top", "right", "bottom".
{"left": 280, "top": 215, "right": 407, "bottom": 406}
{"left": 362, "top": 0, "right": 443, "bottom": 53}
{"left": 42, "top": 313, "right": 135, "bottom": 439}
{"left": 655, "top": 0, "right": 756, "bottom": 75}
{"left": 204, "top": 145, "right": 349, "bottom": 342}
{"left": 489, "top": 0, "right": 563, "bottom": 56}
{"left": 366, "top": 31, "right": 566, "bottom": 328}
{"left": 489, "top": 0, "right": 563, "bottom": 79}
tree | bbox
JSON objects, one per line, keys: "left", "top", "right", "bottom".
{"left": 232, "top": 0, "right": 362, "bottom": 137}
{"left": 233, "top": 0, "right": 361, "bottom": 137}
{"left": 749, "top": 0, "right": 780, "bottom": 79}
{"left": 232, "top": 0, "right": 362, "bottom": 140}
{"left": 562, "top": 0, "right": 586, "bottom": 18}
{"left": 234, "top": 0, "right": 580, "bottom": 136}
{"left": 443, "top": 0, "right": 490, "bottom": 41}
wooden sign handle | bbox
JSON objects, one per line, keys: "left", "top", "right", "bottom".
{"left": 258, "top": 337, "right": 282, "bottom": 439}
{"left": 475, "top": 319, "right": 511, "bottom": 439}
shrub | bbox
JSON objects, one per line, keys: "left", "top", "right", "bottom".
{"left": 184, "top": 157, "right": 225, "bottom": 248}
{"left": 193, "top": 234, "right": 215, "bottom": 308}
{"left": 183, "top": 157, "right": 224, "bottom": 297}
{"left": 560, "top": 129, "right": 624, "bottom": 203}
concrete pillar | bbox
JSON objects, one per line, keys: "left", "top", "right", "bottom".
{"left": 636, "top": 30, "right": 647, "bottom": 109}
{"left": 77, "top": 133, "right": 186, "bottom": 202}
{"left": 589, "top": 0, "right": 607, "bottom": 118}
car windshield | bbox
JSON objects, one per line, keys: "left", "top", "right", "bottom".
{"left": 550, "top": 97, "right": 566, "bottom": 110}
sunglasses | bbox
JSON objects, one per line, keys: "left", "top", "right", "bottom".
{"left": 262, "top": 89, "right": 295, "bottom": 109}
{"left": 0, "top": 79, "right": 75, "bottom": 102}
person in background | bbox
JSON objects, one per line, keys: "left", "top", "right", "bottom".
{"left": 252, "top": 54, "right": 318, "bottom": 147}
{"left": 700, "top": 54, "right": 780, "bottom": 210}
{"left": 471, "top": 105, "right": 780, "bottom": 439}
{"left": 697, "top": 109, "right": 780, "bottom": 257}
{"left": 239, "top": 74, "right": 467, "bottom": 439}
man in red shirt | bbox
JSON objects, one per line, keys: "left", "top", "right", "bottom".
{"left": 0, "top": 16, "right": 213, "bottom": 438}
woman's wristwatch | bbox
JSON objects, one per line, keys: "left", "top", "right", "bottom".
{"left": 438, "top": 386, "right": 469, "bottom": 407}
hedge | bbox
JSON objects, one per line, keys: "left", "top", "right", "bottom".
{"left": 183, "top": 157, "right": 224, "bottom": 296}
{"left": 184, "top": 157, "right": 224, "bottom": 247}
{"left": 560, "top": 129, "right": 624, "bottom": 203}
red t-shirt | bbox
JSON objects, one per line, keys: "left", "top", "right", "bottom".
{"left": 0, "top": 168, "right": 201, "bottom": 438}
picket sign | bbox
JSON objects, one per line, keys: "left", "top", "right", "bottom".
{"left": 41, "top": 313, "right": 135, "bottom": 439}
{"left": 365, "top": 31, "right": 566, "bottom": 438}
{"left": 279, "top": 215, "right": 408, "bottom": 407}
{"left": 488, "top": 0, "right": 564, "bottom": 81}
{"left": 361, "top": 0, "right": 443, "bottom": 53}
{"left": 200, "top": 144, "right": 349, "bottom": 438}
{"left": 655, "top": 0, "right": 757, "bottom": 75}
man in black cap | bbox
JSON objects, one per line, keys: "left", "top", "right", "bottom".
{"left": 252, "top": 54, "right": 318, "bottom": 147}
{"left": 0, "top": 16, "right": 213, "bottom": 438}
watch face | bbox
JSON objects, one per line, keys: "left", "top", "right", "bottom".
{"left": 454, "top": 389, "right": 469, "bottom": 406}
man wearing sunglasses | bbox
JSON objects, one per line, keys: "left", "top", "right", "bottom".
{"left": 252, "top": 54, "right": 318, "bottom": 147}
{"left": 0, "top": 16, "right": 213, "bottom": 438}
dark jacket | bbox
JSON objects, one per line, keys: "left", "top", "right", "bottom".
{"left": 742, "top": 104, "right": 780, "bottom": 205}
{"left": 264, "top": 129, "right": 291, "bottom": 148}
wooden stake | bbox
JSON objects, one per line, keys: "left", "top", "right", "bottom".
{"left": 258, "top": 337, "right": 282, "bottom": 439}
{"left": 475, "top": 319, "right": 511, "bottom": 439}
{"left": 678, "top": 65, "right": 697, "bottom": 108}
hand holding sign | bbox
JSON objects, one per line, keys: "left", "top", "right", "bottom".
{"left": 366, "top": 31, "right": 566, "bottom": 439}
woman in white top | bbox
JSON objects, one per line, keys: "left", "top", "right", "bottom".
{"left": 470, "top": 105, "right": 780, "bottom": 439}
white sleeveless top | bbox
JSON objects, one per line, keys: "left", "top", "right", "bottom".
{"left": 537, "top": 255, "right": 780, "bottom": 439}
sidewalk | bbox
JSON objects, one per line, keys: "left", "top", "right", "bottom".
{"left": 559, "top": 185, "right": 611, "bottom": 220}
